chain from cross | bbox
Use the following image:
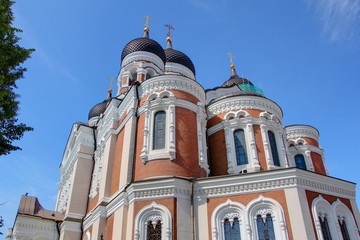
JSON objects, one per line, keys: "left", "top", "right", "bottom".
{"left": 164, "top": 24, "right": 175, "bottom": 37}
{"left": 144, "top": 16, "right": 151, "bottom": 28}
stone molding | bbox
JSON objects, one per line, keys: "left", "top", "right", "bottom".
{"left": 165, "top": 62, "right": 195, "bottom": 80}
{"left": 195, "top": 169, "right": 356, "bottom": 199}
{"left": 138, "top": 75, "right": 205, "bottom": 103}
{"left": 207, "top": 96, "right": 282, "bottom": 122}
{"left": 82, "top": 170, "right": 356, "bottom": 233}
{"left": 121, "top": 51, "right": 165, "bottom": 72}
{"left": 285, "top": 125, "right": 319, "bottom": 140}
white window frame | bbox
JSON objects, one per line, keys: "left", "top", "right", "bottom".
{"left": 223, "top": 110, "right": 260, "bottom": 174}
{"left": 333, "top": 199, "right": 360, "bottom": 240}
{"left": 311, "top": 195, "right": 339, "bottom": 240}
{"left": 140, "top": 91, "right": 176, "bottom": 163}
{"left": 287, "top": 138, "right": 314, "bottom": 171}
{"left": 211, "top": 199, "right": 247, "bottom": 240}
{"left": 260, "top": 112, "right": 288, "bottom": 169}
{"left": 247, "top": 195, "right": 289, "bottom": 240}
{"left": 134, "top": 202, "right": 172, "bottom": 240}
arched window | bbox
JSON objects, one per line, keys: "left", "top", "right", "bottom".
{"left": 294, "top": 154, "right": 307, "bottom": 170}
{"left": 268, "top": 131, "right": 280, "bottom": 166}
{"left": 248, "top": 196, "right": 288, "bottom": 240}
{"left": 134, "top": 202, "right": 172, "bottom": 240}
{"left": 224, "top": 218, "right": 241, "bottom": 240}
{"left": 338, "top": 217, "right": 350, "bottom": 240}
{"left": 318, "top": 214, "right": 332, "bottom": 240}
{"left": 147, "top": 220, "right": 162, "bottom": 240}
{"left": 233, "top": 129, "right": 248, "bottom": 165}
{"left": 153, "top": 111, "right": 166, "bottom": 150}
{"left": 211, "top": 200, "right": 246, "bottom": 240}
{"left": 256, "top": 214, "right": 275, "bottom": 240}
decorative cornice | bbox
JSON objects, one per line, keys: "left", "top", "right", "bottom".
{"left": 121, "top": 51, "right": 165, "bottom": 72}
{"left": 207, "top": 96, "right": 282, "bottom": 122}
{"left": 195, "top": 169, "right": 356, "bottom": 199}
{"left": 285, "top": 125, "right": 319, "bottom": 140}
{"left": 165, "top": 62, "right": 195, "bottom": 80}
{"left": 138, "top": 75, "right": 205, "bottom": 103}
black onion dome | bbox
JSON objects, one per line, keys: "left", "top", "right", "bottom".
{"left": 222, "top": 74, "right": 254, "bottom": 87}
{"left": 164, "top": 48, "right": 196, "bottom": 75}
{"left": 88, "top": 100, "right": 109, "bottom": 120}
{"left": 121, "top": 37, "right": 166, "bottom": 63}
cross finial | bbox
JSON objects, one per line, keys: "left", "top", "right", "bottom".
{"left": 143, "top": 16, "right": 151, "bottom": 36}
{"left": 164, "top": 23, "right": 175, "bottom": 37}
{"left": 144, "top": 16, "right": 151, "bottom": 29}
{"left": 227, "top": 53, "right": 237, "bottom": 76}
{"left": 108, "top": 76, "right": 114, "bottom": 93}
{"left": 227, "top": 53, "right": 235, "bottom": 67}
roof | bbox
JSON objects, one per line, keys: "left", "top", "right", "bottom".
{"left": 121, "top": 37, "right": 166, "bottom": 63}
{"left": 17, "top": 195, "right": 63, "bottom": 221}
{"left": 164, "top": 48, "right": 196, "bottom": 75}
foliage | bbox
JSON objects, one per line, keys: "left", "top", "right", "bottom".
{"left": 0, "top": 0, "right": 34, "bottom": 155}
{"left": 0, "top": 216, "right": 3, "bottom": 235}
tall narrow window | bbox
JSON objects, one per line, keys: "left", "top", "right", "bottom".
{"left": 233, "top": 129, "right": 248, "bottom": 165}
{"left": 147, "top": 220, "right": 162, "bottom": 240}
{"left": 224, "top": 218, "right": 241, "bottom": 240}
{"left": 153, "top": 111, "right": 166, "bottom": 150}
{"left": 268, "top": 131, "right": 280, "bottom": 166}
{"left": 256, "top": 214, "right": 275, "bottom": 240}
{"left": 294, "top": 154, "right": 307, "bottom": 170}
{"left": 338, "top": 218, "right": 350, "bottom": 240}
{"left": 319, "top": 215, "right": 332, "bottom": 240}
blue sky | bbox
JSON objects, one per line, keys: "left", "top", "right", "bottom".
{"left": 1, "top": 0, "right": 360, "bottom": 236}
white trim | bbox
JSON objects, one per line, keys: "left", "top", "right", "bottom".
{"left": 311, "top": 195, "right": 339, "bottom": 240}
{"left": 333, "top": 199, "right": 360, "bottom": 240}
{"left": 285, "top": 125, "right": 319, "bottom": 141}
{"left": 247, "top": 195, "right": 288, "bottom": 240}
{"left": 140, "top": 91, "right": 176, "bottom": 163}
{"left": 197, "top": 102, "right": 210, "bottom": 174}
{"left": 223, "top": 119, "right": 258, "bottom": 174}
{"left": 120, "top": 51, "right": 165, "bottom": 74}
{"left": 165, "top": 62, "right": 195, "bottom": 80}
{"left": 260, "top": 121, "right": 288, "bottom": 169}
{"left": 195, "top": 168, "right": 356, "bottom": 199}
{"left": 207, "top": 95, "right": 282, "bottom": 122}
{"left": 311, "top": 196, "right": 360, "bottom": 239}
{"left": 211, "top": 199, "right": 247, "bottom": 240}
{"left": 134, "top": 202, "right": 172, "bottom": 240}
{"left": 138, "top": 75, "right": 205, "bottom": 103}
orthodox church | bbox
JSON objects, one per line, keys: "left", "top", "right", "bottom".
{"left": 7, "top": 21, "right": 360, "bottom": 240}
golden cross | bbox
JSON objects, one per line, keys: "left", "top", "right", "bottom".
{"left": 227, "top": 52, "right": 235, "bottom": 66}
{"left": 144, "top": 16, "right": 151, "bottom": 28}
{"left": 164, "top": 23, "right": 175, "bottom": 37}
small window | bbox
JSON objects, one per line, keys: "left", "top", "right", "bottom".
{"left": 294, "top": 154, "right": 307, "bottom": 170}
{"left": 153, "top": 111, "right": 166, "bottom": 150}
{"left": 147, "top": 220, "right": 162, "bottom": 240}
{"left": 319, "top": 215, "right": 332, "bottom": 240}
{"left": 339, "top": 218, "right": 350, "bottom": 240}
{"left": 233, "top": 129, "right": 248, "bottom": 165}
{"left": 224, "top": 218, "right": 241, "bottom": 240}
{"left": 268, "top": 131, "right": 280, "bottom": 166}
{"left": 256, "top": 214, "right": 275, "bottom": 240}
